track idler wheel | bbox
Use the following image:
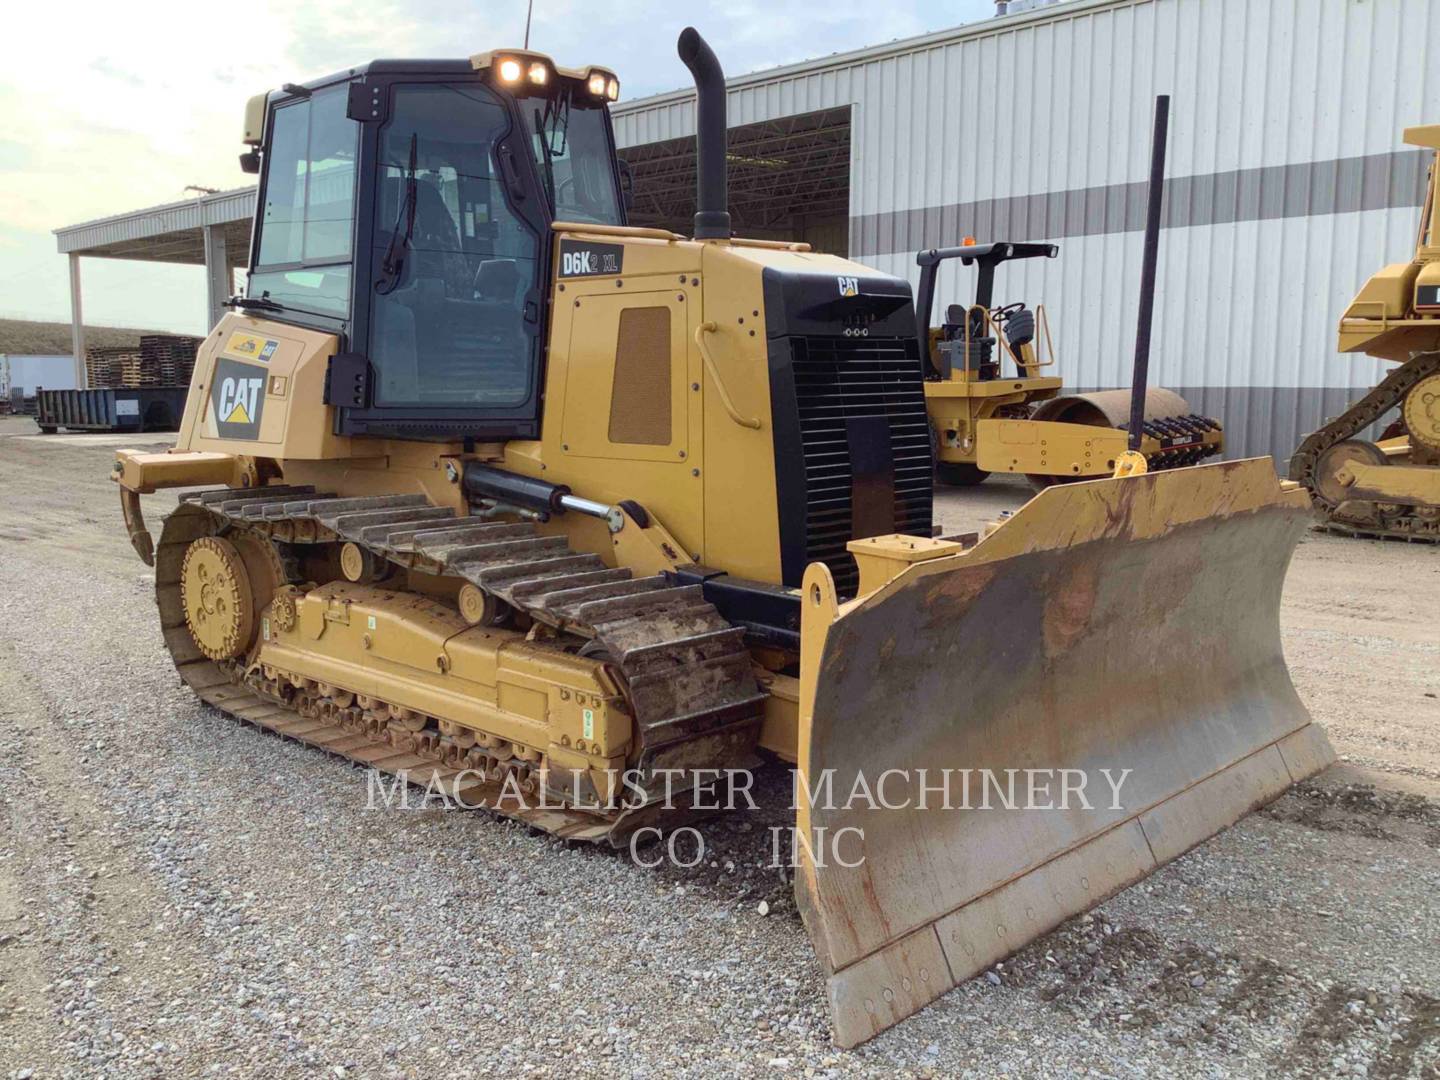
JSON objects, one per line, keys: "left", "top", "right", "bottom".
{"left": 1403, "top": 373, "right": 1440, "bottom": 455}
{"left": 1312, "top": 439, "right": 1388, "bottom": 508}
{"left": 180, "top": 537, "right": 256, "bottom": 660}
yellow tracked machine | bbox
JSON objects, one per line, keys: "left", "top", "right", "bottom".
{"left": 1290, "top": 124, "right": 1440, "bottom": 540}
{"left": 113, "top": 32, "right": 1332, "bottom": 1046}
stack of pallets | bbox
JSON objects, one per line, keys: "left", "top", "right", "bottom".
{"left": 141, "top": 334, "right": 204, "bottom": 386}
{"left": 85, "top": 334, "right": 203, "bottom": 389}
{"left": 85, "top": 346, "right": 141, "bottom": 389}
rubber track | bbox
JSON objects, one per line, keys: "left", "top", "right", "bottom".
{"left": 1288, "top": 351, "right": 1440, "bottom": 543}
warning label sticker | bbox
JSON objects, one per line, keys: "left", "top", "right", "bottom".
{"left": 224, "top": 332, "right": 280, "bottom": 363}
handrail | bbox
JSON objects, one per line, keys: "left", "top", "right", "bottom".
{"left": 958, "top": 303, "right": 1058, "bottom": 376}
{"left": 726, "top": 237, "right": 812, "bottom": 252}
{"left": 695, "top": 322, "right": 762, "bottom": 430}
{"left": 550, "top": 221, "right": 684, "bottom": 241}
{"left": 1032, "top": 302, "right": 1058, "bottom": 370}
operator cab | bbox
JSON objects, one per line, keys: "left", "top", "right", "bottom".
{"left": 236, "top": 51, "right": 626, "bottom": 440}
{"left": 915, "top": 241, "right": 1059, "bottom": 382}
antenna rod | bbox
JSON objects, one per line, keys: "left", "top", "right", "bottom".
{"left": 523, "top": 0, "right": 534, "bottom": 48}
{"left": 1129, "top": 94, "right": 1170, "bottom": 451}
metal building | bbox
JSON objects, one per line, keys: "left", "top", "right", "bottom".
{"left": 614, "top": 0, "right": 1440, "bottom": 460}
{"left": 53, "top": 0, "right": 1438, "bottom": 462}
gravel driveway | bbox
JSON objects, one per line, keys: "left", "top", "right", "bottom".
{"left": 1, "top": 420, "right": 1436, "bottom": 1078}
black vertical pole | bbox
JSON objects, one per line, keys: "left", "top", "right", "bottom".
{"left": 1129, "top": 95, "right": 1170, "bottom": 451}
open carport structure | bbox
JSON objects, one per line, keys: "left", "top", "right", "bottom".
{"left": 620, "top": 105, "right": 852, "bottom": 254}
{"left": 52, "top": 188, "right": 255, "bottom": 386}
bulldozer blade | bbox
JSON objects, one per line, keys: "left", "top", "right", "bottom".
{"left": 793, "top": 457, "right": 1333, "bottom": 1048}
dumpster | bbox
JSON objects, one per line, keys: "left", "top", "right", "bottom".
{"left": 35, "top": 386, "right": 188, "bottom": 433}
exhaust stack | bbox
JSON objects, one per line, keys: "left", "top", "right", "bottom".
{"left": 676, "top": 27, "right": 731, "bottom": 240}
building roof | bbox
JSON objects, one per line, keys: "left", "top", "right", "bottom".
{"left": 54, "top": 186, "right": 255, "bottom": 263}
{"left": 610, "top": 0, "right": 1096, "bottom": 119}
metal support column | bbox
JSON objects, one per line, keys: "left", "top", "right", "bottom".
{"left": 68, "top": 253, "right": 86, "bottom": 388}
{"left": 203, "top": 223, "right": 230, "bottom": 330}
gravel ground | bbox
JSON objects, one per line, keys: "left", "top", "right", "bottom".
{"left": 0, "top": 418, "right": 1437, "bottom": 1078}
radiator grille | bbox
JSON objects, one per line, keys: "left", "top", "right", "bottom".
{"left": 789, "top": 335, "right": 933, "bottom": 596}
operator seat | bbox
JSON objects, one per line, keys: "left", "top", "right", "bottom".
{"left": 941, "top": 303, "right": 997, "bottom": 379}
{"left": 410, "top": 180, "right": 470, "bottom": 297}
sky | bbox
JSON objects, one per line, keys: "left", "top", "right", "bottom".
{"left": 0, "top": 0, "right": 998, "bottom": 335}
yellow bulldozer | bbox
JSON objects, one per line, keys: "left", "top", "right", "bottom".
{"left": 112, "top": 30, "right": 1332, "bottom": 1047}
{"left": 918, "top": 240, "right": 1223, "bottom": 488}
{"left": 1290, "top": 124, "right": 1440, "bottom": 540}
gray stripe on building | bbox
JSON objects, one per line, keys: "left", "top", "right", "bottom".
{"left": 855, "top": 150, "right": 1431, "bottom": 259}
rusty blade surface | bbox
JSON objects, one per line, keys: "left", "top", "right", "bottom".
{"left": 793, "top": 458, "right": 1334, "bottom": 1047}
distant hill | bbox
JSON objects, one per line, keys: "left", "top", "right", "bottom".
{"left": 0, "top": 318, "right": 173, "bottom": 356}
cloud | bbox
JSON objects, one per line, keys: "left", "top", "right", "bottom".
{"left": 1, "top": 0, "right": 995, "bottom": 330}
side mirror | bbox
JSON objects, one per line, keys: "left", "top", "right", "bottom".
{"left": 239, "top": 150, "right": 261, "bottom": 175}
{"left": 617, "top": 158, "right": 635, "bottom": 212}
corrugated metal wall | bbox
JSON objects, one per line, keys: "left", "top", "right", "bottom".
{"left": 614, "top": 0, "right": 1440, "bottom": 463}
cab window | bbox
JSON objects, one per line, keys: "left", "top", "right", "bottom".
{"left": 368, "top": 83, "right": 539, "bottom": 408}
{"left": 525, "top": 92, "right": 622, "bottom": 225}
{"left": 249, "top": 86, "right": 358, "bottom": 317}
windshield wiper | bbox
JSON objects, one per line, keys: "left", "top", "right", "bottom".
{"left": 376, "top": 133, "right": 419, "bottom": 295}
{"left": 227, "top": 293, "right": 284, "bottom": 313}
{"left": 533, "top": 90, "right": 572, "bottom": 211}
{"left": 533, "top": 104, "right": 558, "bottom": 209}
